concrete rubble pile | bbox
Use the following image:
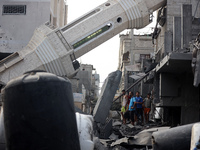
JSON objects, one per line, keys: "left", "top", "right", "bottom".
{"left": 0, "top": 70, "right": 199, "bottom": 150}
{"left": 93, "top": 70, "right": 122, "bottom": 139}
{"left": 92, "top": 117, "right": 200, "bottom": 150}
{"left": 82, "top": 70, "right": 200, "bottom": 150}
{"left": 89, "top": 71, "right": 200, "bottom": 150}
{"left": 93, "top": 121, "right": 170, "bottom": 150}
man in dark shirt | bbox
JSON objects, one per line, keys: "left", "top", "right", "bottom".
{"left": 135, "top": 91, "right": 143, "bottom": 125}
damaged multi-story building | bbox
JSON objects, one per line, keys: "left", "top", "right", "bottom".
{"left": 118, "top": 30, "right": 154, "bottom": 97}
{"left": 72, "top": 64, "right": 100, "bottom": 114}
{"left": 152, "top": 0, "right": 200, "bottom": 126}
{"left": 118, "top": 0, "right": 200, "bottom": 126}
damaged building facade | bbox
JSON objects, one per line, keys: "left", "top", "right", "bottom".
{"left": 118, "top": 30, "right": 154, "bottom": 97}
{"left": 71, "top": 64, "right": 100, "bottom": 114}
{"left": 152, "top": 0, "right": 200, "bottom": 126}
{"left": 118, "top": 0, "right": 200, "bottom": 126}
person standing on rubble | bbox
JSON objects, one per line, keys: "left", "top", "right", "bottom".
{"left": 122, "top": 91, "right": 132, "bottom": 124}
{"left": 127, "top": 92, "right": 136, "bottom": 125}
{"left": 143, "top": 93, "right": 152, "bottom": 124}
{"left": 120, "top": 90, "right": 128, "bottom": 122}
{"left": 135, "top": 91, "right": 144, "bottom": 125}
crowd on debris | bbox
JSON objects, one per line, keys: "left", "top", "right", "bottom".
{"left": 92, "top": 89, "right": 163, "bottom": 150}
{"left": 120, "top": 90, "right": 153, "bottom": 127}
{"left": 91, "top": 89, "right": 200, "bottom": 150}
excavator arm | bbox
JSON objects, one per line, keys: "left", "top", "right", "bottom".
{"left": 0, "top": 0, "right": 166, "bottom": 84}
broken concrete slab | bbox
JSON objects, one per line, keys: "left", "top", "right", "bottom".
{"left": 99, "top": 118, "right": 113, "bottom": 139}
{"left": 112, "top": 120, "right": 122, "bottom": 126}
{"left": 129, "top": 127, "right": 170, "bottom": 146}
{"left": 96, "top": 119, "right": 172, "bottom": 150}
{"left": 111, "top": 145, "right": 128, "bottom": 150}
{"left": 119, "top": 124, "right": 143, "bottom": 137}
{"left": 109, "top": 133, "right": 119, "bottom": 141}
{"left": 111, "top": 137, "right": 129, "bottom": 147}
{"left": 109, "top": 111, "right": 121, "bottom": 120}
{"left": 93, "top": 137, "right": 109, "bottom": 150}
{"left": 93, "top": 70, "right": 122, "bottom": 123}
{"left": 152, "top": 123, "right": 196, "bottom": 150}
{"left": 93, "top": 70, "right": 122, "bottom": 124}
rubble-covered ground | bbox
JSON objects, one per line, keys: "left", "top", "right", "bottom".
{"left": 93, "top": 111, "right": 169, "bottom": 150}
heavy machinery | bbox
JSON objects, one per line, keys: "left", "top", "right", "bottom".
{"left": 0, "top": 0, "right": 166, "bottom": 84}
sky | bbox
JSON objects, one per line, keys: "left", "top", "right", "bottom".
{"left": 67, "top": 0, "right": 156, "bottom": 87}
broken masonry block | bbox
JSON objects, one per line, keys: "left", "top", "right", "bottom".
{"left": 93, "top": 70, "right": 122, "bottom": 124}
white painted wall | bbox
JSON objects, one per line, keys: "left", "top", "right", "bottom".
{"left": 0, "top": 0, "right": 50, "bottom": 53}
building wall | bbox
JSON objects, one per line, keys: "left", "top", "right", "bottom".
{"left": 154, "top": 0, "right": 200, "bottom": 58}
{"left": 118, "top": 29, "right": 154, "bottom": 95}
{"left": 159, "top": 72, "right": 199, "bottom": 125}
{"left": 93, "top": 74, "right": 100, "bottom": 98}
{"left": 153, "top": 0, "right": 200, "bottom": 125}
{"left": 0, "top": 0, "right": 51, "bottom": 53}
{"left": 167, "top": 0, "right": 200, "bottom": 32}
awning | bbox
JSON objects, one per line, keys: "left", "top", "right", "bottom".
{"left": 125, "top": 64, "right": 140, "bottom": 72}
{"left": 156, "top": 52, "right": 192, "bottom": 73}
{"left": 129, "top": 73, "right": 146, "bottom": 80}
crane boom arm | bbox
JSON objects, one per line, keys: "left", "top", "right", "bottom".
{"left": 0, "top": 0, "right": 166, "bottom": 84}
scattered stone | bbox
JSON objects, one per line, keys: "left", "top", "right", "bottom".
{"left": 119, "top": 124, "right": 143, "bottom": 137}
{"left": 111, "top": 145, "right": 128, "bottom": 150}
{"left": 111, "top": 137, "right": 129, "bottom": 147}
{"left": 93, "top": 137, "right": 109, "bottom": 150}
{"left": 109, "top": 133, "right": 119, "bottom": 141}
{"left": 109, "top": 111, "right": 121, "bottom": 119}
{"left": 113, "top": 120, "right": 122, "bottom": 126}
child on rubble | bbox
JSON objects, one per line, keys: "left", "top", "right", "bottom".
{"left": 143, "top": 93, "right": 152, "bottom": 124}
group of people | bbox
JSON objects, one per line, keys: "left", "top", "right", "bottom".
{"left": 120, "top": 90, "right": 152, "bottom": 126}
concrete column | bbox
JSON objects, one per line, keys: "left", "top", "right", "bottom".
{"left": 153, "top": 73, "right": 160, "bottom": 104}
{"left": 173, "top": 17, "right": 181, "bottom": 52}
{"left": 181, "top": 4, "right": 192, "bottom": 49}
{"left": 164, "top": 31, "right": 173, "bottom": 56}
